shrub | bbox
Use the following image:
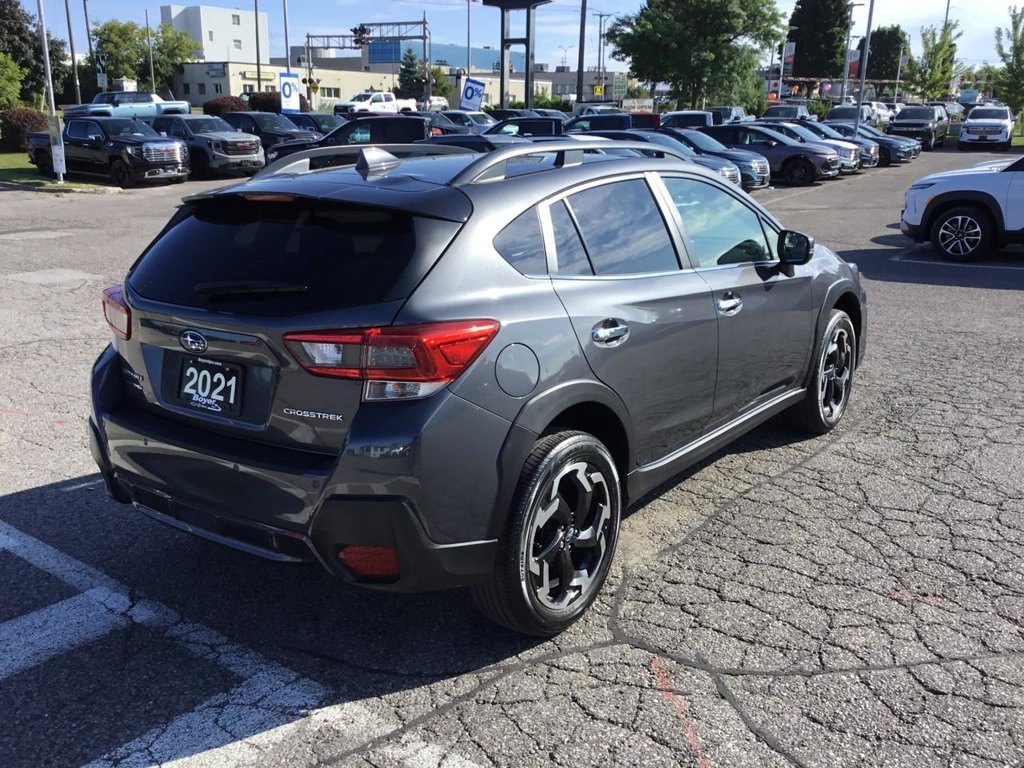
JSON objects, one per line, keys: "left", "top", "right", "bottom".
{"left": 247, "top": 90, "right": 310, "bottom": 113}
{"left": 0, "top": 107, "right": 48, "bottom": 152}
{"left": 202, "top": 95, "right": 247, "bottom": 116}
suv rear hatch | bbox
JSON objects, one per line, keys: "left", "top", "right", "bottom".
{"left": 115, "top": 193, "right": 464, "bottom": 455}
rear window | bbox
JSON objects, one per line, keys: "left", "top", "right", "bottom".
{"left": 129, "top": 198, "right": 424, "bottom": 316}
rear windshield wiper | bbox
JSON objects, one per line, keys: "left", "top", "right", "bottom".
{"left": 195, "top": 281, "right": 308, "bottom": 299}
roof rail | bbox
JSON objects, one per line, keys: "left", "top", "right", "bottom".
{"left": 255, "top": 143, "right": 475, "bottom": 179}
{"left": 446, "top": 140, "right": 689, "bottom": 187}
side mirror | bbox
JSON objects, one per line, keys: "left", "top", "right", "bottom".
{"left": 159, "top": 131, "right": 167, "bottom": 137}
{"left": 779, "top": 230, "right": 814, "bottom": 265}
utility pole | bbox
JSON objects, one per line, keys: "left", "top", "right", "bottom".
{"left": 36, "top": 0, "right": 63, "bottom": 183}
{"left": 575, "top": 0, "right": 587, "bottom": 104}
{"left": 255, "top": 0, "right": 262, "bottom": 92}
{"left": 64, "top": 0, "right": 81, "bottom": 103}
{"left": 853, "top": 0, "right": 874, "bottom": 136}
{"left": 594, "top": 11, "right": 611, "bottom": 100}
{"left": 283, "top": 0, "right": 291, "bottom": 74}
{"left": 145, "top": 9, "right": 155, "bottom": 93}
{"left": 82, "top": 0, "right": 93, "bottom": 59}
{"left": 841, "top": 3, "right": 863, "bottom": 101}
{"left": 466, "top": 0, "right": 472, "bottom": 75}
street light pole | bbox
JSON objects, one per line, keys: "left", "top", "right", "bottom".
{"left": 64, "top": 0, "right": 81, "bottom": 103}
{"left": 283, "top": 0, "right": 291, "bottom": 74}
{"left": 558, "top": 45, "right": 574, "bottom": 68}
{"left": 254, "top": 0, "right": 262, "bottom": 92}
{"left": 841, "top": 3, "right": 864, "bottom": 101}
{"left": 853, "top": 0, "right": 875, "bottom": 136}
{"left": 82, "top": 0, "right": 93, "bottom": 59}
{"left": 466, "top": 0, "right": 471, "bottom": 75}
{"left": 145, "top": 9, "right": 155, "bottom": 93}
{"left": 575, "top": 0, "right": 587, "bottom": 105}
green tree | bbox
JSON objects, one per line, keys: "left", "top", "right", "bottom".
{"left": 857, "top": 25, "right": 910, "bottom": 83}
{"left": 606, "top": 0, "right": 784, "bottom": 108}
{"left": 428, "top": 66, "right": 453, "bottom": 102}
{"left": 90, "top": 20, "right": 198, "bottom": 93}
{"left": 995, "top": 5, "right": 1024, "bottom": 113}
{"left": 0, "top": 50, "right": 23, "bottom": 107}
{"left": 0, "top": 0, "right": 69, "bottom": 103}
{"left": 786, "top": 0, "right": 849, "bottom": 78}
{"left": 903, "top": 22, "right": 961, "bottom": 100}
{"left": 396, "top": 47, "right": 423, "bottom": 99}
{"left": 705, "top": 45, "right": 766, "bottom": 114}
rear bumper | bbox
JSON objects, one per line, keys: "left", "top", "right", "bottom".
{"left": 88, "top": 345, "right": 512, "bottom": 592}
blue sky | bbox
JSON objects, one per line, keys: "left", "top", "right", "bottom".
{"left": 32, "top": 0, "right": 1007, "bottom": 73}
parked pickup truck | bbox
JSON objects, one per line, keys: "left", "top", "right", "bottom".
{"left": 333, "top": 91, "right": 417, "bottom": 116}
{"left": 27, "top": 116, "right": 189, "bottom": 187}
{"left": 63, "top": 92, "right": 191, "bottom": 119}
{"left": 152, "top": 114, "right": 264, "bottom": 177}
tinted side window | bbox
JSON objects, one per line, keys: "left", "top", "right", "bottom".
{"left": 493, "top": 208, "right": 547, "bottom": 275}
{"left": 67, "top": 120, "right": 89, "bottom": 139}
{"left": 549, "top": 201, "right": 592, "bottom": 275}
{"left": 662, "top": 177, "right": 773, "bottom": 268}
{"left": 567, "top": 179, "right": 678, "bottom": 275}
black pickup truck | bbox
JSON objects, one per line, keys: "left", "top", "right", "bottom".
{"left": 27, "top": 117, "right": 189, "bottom": 187}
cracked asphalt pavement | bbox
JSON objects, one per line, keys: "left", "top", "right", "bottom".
{"left": 1, "top": 147, "right": 1022, "bottom": 768}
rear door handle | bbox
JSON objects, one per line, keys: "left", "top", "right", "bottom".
{"left": 717, "top": 292, "right": 743, "bottom": 315}
{"left": 592, "top": 321, "right": 629, "bottom": 345}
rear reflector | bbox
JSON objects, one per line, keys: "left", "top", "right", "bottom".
{"left": 338, "top": 545, "right": 400, "bottom": 581}
{"left": 284, "top": 320, "right": 499, "bottom": 400}
{"left": 102, "top": 285, "right": 131, "bottom": 340}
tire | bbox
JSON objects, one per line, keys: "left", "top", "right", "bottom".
{"left": 110, "top": 159, "right": 134, "bottom": 189}
{"left": 170, "top": 176, "right": 186, "bottom": 184}
{"left": 930, "top": 205, "right": 994, "bottom": 262}
{"left": 786, "top": 309, "right": 856, "bottom": 435}
{"left": 34, "top": 150, "right": 54, "bottom": 178}
{"left": 879, "top": 147, "right": 892, "bottom": 166}
{"left": 190, "top": 153, "right": 209, "bottom": 179}
{"left": 782, "top": 157, "right": 815, "bottom": 186}
{"left": 471, "top": 431, "right": 621, "bottom": 636}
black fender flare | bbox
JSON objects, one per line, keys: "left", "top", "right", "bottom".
{"left": 485, "top": 380, "right": 635, "bottom": 539}
{"left": 802, "top": 279, "right": 863, "bottom": 389}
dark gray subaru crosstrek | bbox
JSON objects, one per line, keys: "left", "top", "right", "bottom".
{"left": 89, "top": 141, "right": 866, "bottom": 635}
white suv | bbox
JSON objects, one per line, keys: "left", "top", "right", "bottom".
{"left": 958, "top": 105, "right": 1016, "bottom": 151}
{"left": 901, "top": 155, "right": 1024, "bottom": 260}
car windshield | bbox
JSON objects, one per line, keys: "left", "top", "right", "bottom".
{"left": 430, "top": 113, "right": 457, "bottom": 127}
{"left": 766, "top": 107, "right": 799, "bottom": 117}
{"left": 672, "top": 130, "right": 722, "bottom": 152}
{"left": 897, "top": 107, "right": 934, "bottom": 120}
{"left": 470, "top": 112, "right": 497, "bottom": 125}
{"left": 252, "top": 113, "right": 303, "bottom": 131}
{"left": 968, "top": 108, "right": 1009, "bottom": 120}
{"left": 781, "top": 123, "right": 820, "bottom": 142}
{"left": 753, "top": 127, "right": 798, "bottom": 146}
{"left": 351, "top": 93, "right": 372, "bottom": 102}
{"left": 308, "top": 114, "right": 345, "bottom": 131}
{"left": 829, "top": 107, "right": 858, "bottom": 118}
{"left": 186, "top": 117, "right": 233, "bottom": 133}
{"left": 104, "top": 119, "right": 159, "bottom": 138}
{"left": 805, "top": 123, "right": 845, "bottom": 139}
{"left": 637, "top": 133, "right": 696, "bottom": 156}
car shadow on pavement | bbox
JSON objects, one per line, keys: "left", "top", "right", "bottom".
{"left": 0, "top": 476, "right": 542, "bottom": 766}
{"left": 840, "top": 238, "right": 1024, "bottom": 290}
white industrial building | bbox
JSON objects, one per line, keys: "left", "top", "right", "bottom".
{"left": 160, "top": 4, "right": 269, "bottom": 64}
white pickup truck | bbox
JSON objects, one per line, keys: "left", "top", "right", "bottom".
{"left": 333, "top": 92, "right": 417, "bottom": 116}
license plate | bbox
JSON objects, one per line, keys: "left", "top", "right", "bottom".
{"left": 178, "top": 357, "right": 243, "bottom": 415}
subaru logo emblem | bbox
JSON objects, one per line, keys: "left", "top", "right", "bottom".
{"left": 179, "top": 330, "right": 208, "bottom": 354}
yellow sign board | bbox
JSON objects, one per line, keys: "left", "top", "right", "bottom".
{"left": 593, "top": 85, "right": 604, "bottom": 97}
{"left": 310, "top": 82, "right": 319, "bottom": 93}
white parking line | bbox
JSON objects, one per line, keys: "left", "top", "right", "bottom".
{"left": 890, "top": 248, "right": 1024, "bottom": 270}
{"left": 0, "top": 518, "right": 484, "bottom": 767}
{"left": 0, "top": 588, "right": 126, "bottom": 680}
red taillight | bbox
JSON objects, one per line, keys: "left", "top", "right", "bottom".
{"left": 338, "top": 545, "right": 400, "bottom": 581}
{"left": 102, "top": 285, "right": 131, "bottom": 340}
{"left": 284, "top": 320, "right": 499, "bottom": 400}
{"left": 430, "top": 127, "right": 443, "bottom": 136}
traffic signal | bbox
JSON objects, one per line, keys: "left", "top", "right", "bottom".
{"left": 351, "top": 25, "right": 371, "bottom": 47}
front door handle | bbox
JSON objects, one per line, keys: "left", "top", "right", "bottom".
{"left": 592, "top": 320, "right": 629, "bottom": 345}
{"left": 717, "top": 292, "right": 743, "bottom": 316}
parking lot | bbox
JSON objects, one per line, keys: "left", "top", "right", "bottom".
{"left": 1, "top": 146, "right": 1022, "bottom": 768}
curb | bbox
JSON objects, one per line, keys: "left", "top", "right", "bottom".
{"left": 0, "top": 181, "right": 121, "bottom": 194}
